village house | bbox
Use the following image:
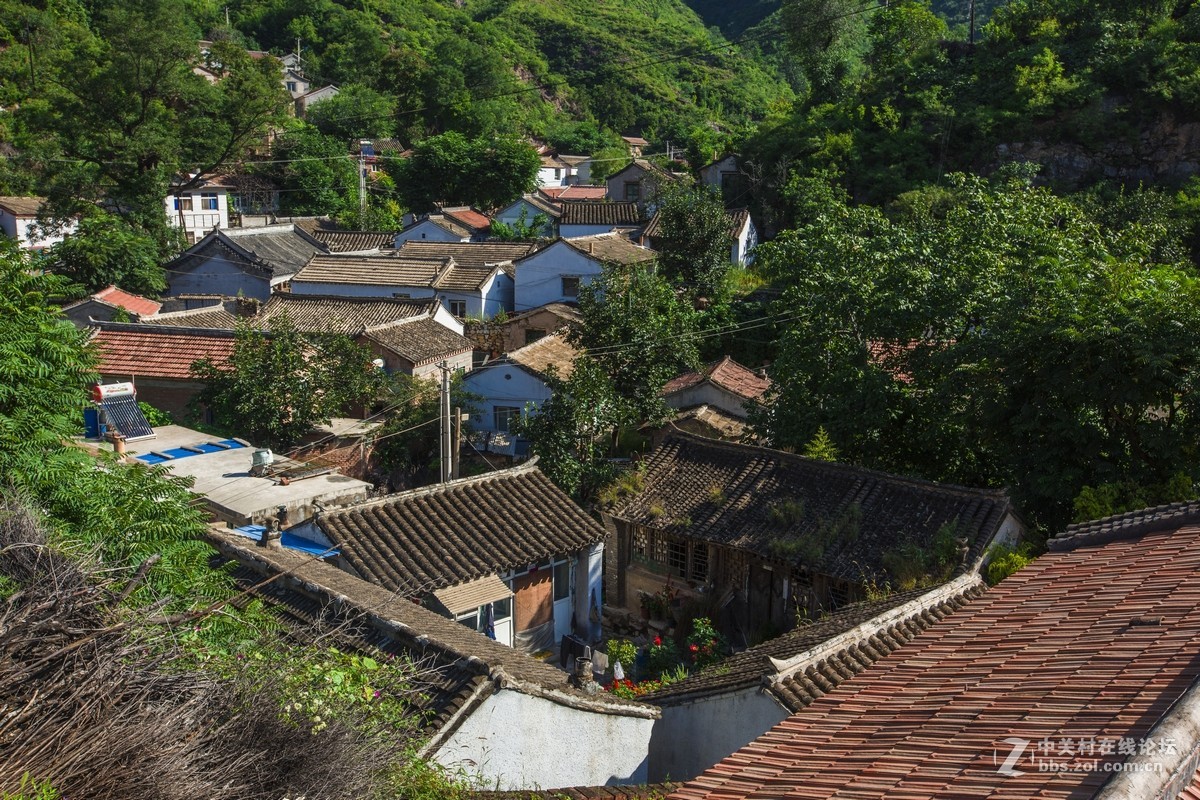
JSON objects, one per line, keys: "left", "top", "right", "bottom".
{"left": 493, "top": 193, "right": 562, "bottom": 238}
{"left": 463, "top": 330, "right": 580, "bottom": 455}
{"left": 622, "top": 135, "right": 650, "bottom": 157}
{"left": 289, "top": 248, "right": 520, "bottom": 319}
{"left": 641, "top": 207, "right": 758, "bottom": 267}
{"left": 164, "top": 223, "right": 328, "bottom": 300}
{"left": 512, "top": 233, "right": 656, "bottom": 311}
{"left": 670, "top": 501, "right": 1200, "bottom": 799}
{"left": 0, "top": 195, "right": 78, "bottom": 251}
{"left": 605, "top": 159, "right": 675, "bottom": 210}
{"left": 558, "top": 200, "right": 643, "bottom": 239}
{"left": 602, "top": 432, "right": 1021, "bottom": 639}
{"left": 661, "top": 357, "right": 770, "bottom": 421}
{"left": 641, "top": 576, "right": 984, "bottom": 781}
{"left": 166, "top": 176, "right": 233, "bottom": 243}
{"left": 538, "top": 184, "right": 608, "bottom": 202}
{"left": 143, "top": 293, "right": 472, "bottom": 380}
{"left": 697, "top": 154, "right": 751, "bottom": 207}
{"left": 492, "top": 302, "right": 583, "bottom": 354}
{"left": 62, "top": 285, "right": 162, "bottom": 327}
{"left": 537, "top": 153, "right": 590, "bottom": 187}
{"left": 288, "top": 460, "right": 605, "bottom": 653}
{"left": 395, "top": 207, "right": 492, "bottom": 245}
{"left": 208, "top": 527, "right": 657, "bottom": 790}
{"left": 118, "top": 423, "right": 371, "bottom": 526}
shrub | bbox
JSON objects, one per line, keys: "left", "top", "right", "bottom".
{"left": 685, "top": 617, "right": 726, "bottom": 670}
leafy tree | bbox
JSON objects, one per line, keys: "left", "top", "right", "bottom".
{"left": 45, "top": 213, "right": 165, "bottom": 296}
{"left": 373, "top": 372, "right": 474, "bottom": 490}
{"left": 653, "top": 181, "right": 735, "bottom": 302}
{"left": 572, "top": 263, "right": 700, "bottom": 426}
{"left": 192, "top": 314, "right": 384, "bottom": 450}
{"left": 780, "top": 0, "right": 872, "bottom": 99}
{"left": 514, "top": 357, "right": 631, "bottom": 502}
{"left": 753, "top": 172, "right": 1200, "bottom": 531}
{"left": 803, "top": 427, "right": 839, "bottom": 462}
{"left": 387, "top": 132, "right": 540, "bottom": 212}
{"left": 259, "top": 122, "right": 359, "bottom": 216}
{"left": 306, "top": 83, "right": 397, "bottom": 142}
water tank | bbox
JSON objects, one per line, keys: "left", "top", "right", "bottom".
{"left": 251, "top": 448, "right": 274, "bottom": 469}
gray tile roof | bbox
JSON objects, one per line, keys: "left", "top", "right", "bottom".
{"left": 143, "top": 294, "right": 439, "bottom": 335}
{"left": 1048, "top": 500, "right": 1200, "bottom": 552}
{"left": 395, "top": 241, "right": 539, "bottom": 269}
{"left": 0, "top": 195, "right": 46, "bottom": 217}
{"left": 293, "top": 252, "right": 503, "bottom": 292}
{"left": 560, "top": 234, "right": 656, "bottom": 265}
{"left": 314, "top": 462, "right": 606, "bottom": 595}
{"left": 217, "top": 225, "right": 327, "bottom": 276}
{"left": 309, "top": 230, "right": 395, "bottom": 252}
{"left": 365, "top": 317, "right": 474, "bottom": 365}
{"left": 560, "top": 201, "right": 643, "bottom": 227}
{"left": 608, "top": 432, "right": 1013, "bottom": 584}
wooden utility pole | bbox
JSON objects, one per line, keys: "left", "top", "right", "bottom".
{"left": 453, "top": 405, "right": 462, "bottom": 480}
{"left": 439, "top": 362, "right": 452, "bottom": 483}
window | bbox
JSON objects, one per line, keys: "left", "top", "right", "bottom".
{"left": 449, "top": 300, "right": 467, "bottom": 317}
{"left": 491, "top": 596, "right": 512, "bottom": 621}
{"left": 624, "top": 182, "right": 641, "bottom": 202}
{"left": 554, "top": 168, "right": 562, "bottom": 180}
{"left": 561, "top": 276, "right": 580, "bottom": 298}
{"left": 286, "top": 81, "right": 298, "bottom": 92}
{"left": 632, "top": 528, "right": 650, "bottom": 560}
{"left": 494, "top": 405, "right": 520, "bottom": 432}
{"left": 667, "top": 539, "right": 687, "bottom": 578}
{"left": 456, "top": 610, "right": 479, "bottom": 631}
{"left": 173, "top": 195, "right": 193, "bottom": 211}
{"left": 200, "top": 193, "right": 218, "bottom": 210}
{"left": 524, "top": 328, "right": 546, "bottom": 345}
{"left": 690, "top": 543, "right": 709, "bottom": 583}
{"left": 553, "top": 560, "right": 570, "bottom": 602}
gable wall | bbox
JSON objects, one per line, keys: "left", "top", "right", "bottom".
{"left": 166, "top": 249, "right": 272, "bottom": 300}
{"left": 394, "top": 220, "right": 468, "bottom": 246}
{"left": 648, "top": 688, "right": 785, "bottom": 783}
{"left": 514, "top": 243, "right": 602, "bottom": 310}
{"left": 664, "top": 383, "right": 753, "bottom": 420}
{"left": 464, "top": 365, "right": 551, "bottom": 433}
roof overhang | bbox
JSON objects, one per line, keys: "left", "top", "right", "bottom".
{"left": 433, "top": 574, "right": 513, "bottom": 616}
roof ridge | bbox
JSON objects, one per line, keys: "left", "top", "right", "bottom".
{"left": 1049, "top": 500, "right": 1200, "bottom": 552}
{"left": 660, "top": 429, "right": 1011, "bottom": 502}
{"left": 319, "top": 458, "right": 542, "bottom": 518}
{"left": 92, "top": 320, "right": 240, "bottom": 337}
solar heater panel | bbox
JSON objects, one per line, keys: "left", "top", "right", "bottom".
{"left": 93, "top": 383, "right": 156, "bottom": 441}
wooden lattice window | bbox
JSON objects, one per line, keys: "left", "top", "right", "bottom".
{"left": 690, "top": 543, "right": 709, "bottom": 583}
{"left": 667, "top": 538, "right": 687, "bottom": 578}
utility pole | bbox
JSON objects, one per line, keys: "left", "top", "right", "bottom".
{"left": 969, "top": 0, "right": 976, "bottom": 47}
{"left": 439, "top": 361, "right": 452, "bottom": 483}
{"left": 224, "top": 6, "right": 230, "bottom": 26}
{"left": 358, "top": 152, "right": 367, "bottom": 220}
{"left": 453, "top": 405, "right": 462, "bottom": 480}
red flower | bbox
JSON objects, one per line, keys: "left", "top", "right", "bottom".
{"left": 653, "top": 636, "right": 662, "bottom": 646}
{"left": 689, "top": 644, "right": 699, "bottom": 652}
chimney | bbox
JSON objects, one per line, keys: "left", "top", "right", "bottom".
{"left": 259, "top": 505, "right": 287, "bottom": 548}
{"left": 110, "top": 432, "right": 127, "bottom": 457}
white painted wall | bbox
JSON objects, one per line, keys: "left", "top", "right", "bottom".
{"left": 574, "top": 542, "right": 605, "bottom": 642}
{"left": 0, "top": 212, "right": 76, "bottom": 251}
{"left": 495, "top": 199, "right": 556, "bottom": 238}
{"left": 513, "top": 241, "right": 603, "bottom": 311}
{"left": 664, "top": 383, "right": 752, "bottom": 420}
{"left": 648, "top": 688, "right": 786, "bottom": 782}
{"left": 732, "top": 219, "right": 758, "bottom": 266}
{"left": 464, "top": 365, "right": 551, "bottom": 433}
{"left": 560, "top": 223, "right": 620, "bottom": 239}
{"left": 434, "top": 689, "right": 653, "bottom": 789}
{"left": 394, "top": 219, "right": 469, "bottom": 246}
{"left": 166, "top": 250, "right": 274, "bottom": 300}
{"left": 166, "top": 188, "right": 230, "bottom": 241}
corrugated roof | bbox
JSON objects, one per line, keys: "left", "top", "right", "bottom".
{"left": 670, "top": 511, "right": 1200, "bottom": 800}
{"left": 92, "top": 324, "right": 237, "bottom": 379}
{"left": 661, "top": 357, "right": 770, "bottom": 402}
{"left": 314, "top": 461, "right": 606, "bottom": 595}
{"left": 560, "top": 201, "right": 643, "bottom": 227}
{"left": 395, "top": 241, "right": 539, "bottom": 269}
{"left": 609, "top": 432, "right": 1012, "bottom": 583}
{"left": 433, "top": 574, "right": 512, "bottom": 615}
{"left": 309, "top": 230, "right": 395, "bottom": 253}
{"left": 365, "top": 317, "right": 474, "bottom": 365}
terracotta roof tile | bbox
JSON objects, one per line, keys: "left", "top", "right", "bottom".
{"left": 442, "top": 207, "right": 492, "bottom": 232}
{"left": 475, "top": 785, "right": 677, "bottom": 800}
{"left": 661, "top": 357, "right": 770, "bottom": 402}
{"left": 560, "top": 201, "right": 643, "bottom": 227}
{"left": 365, "top": 317, "right": 474, "bottom": 366}
{"left": 670, "top": 516, "right": 1200, "bottom": 800}
{"left": 315, "top": 462, "right": 606, "bottom": 594}
{"left": 540, "top": 185, "right": 609, "bottom": 201}
{"left": 609, "top": 432, "right": 1012, "bottom": 583}
{"left": 92, "top": 324, "right": 237, "bottom": 379}
{"left": 71, "top": 285, "right": 162, "bottom": 317}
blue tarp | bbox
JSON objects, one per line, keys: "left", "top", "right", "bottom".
{"left": 137, "top": 439, "right": 245, "bottom": 464}
{"left": 232, "top": 525, "right": 339, "bottom": 558}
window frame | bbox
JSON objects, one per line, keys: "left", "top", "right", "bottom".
{"left": 449, "top": 299, "right": 467, "bottom": 317}
{"left": 493, "top": 405, "right": 521, "bottom": 432}
{"left": 200, "top": 193, "right": 219, "bottom": 211}
{"left": 561, "top": 275, "right": 581, "bottom": 298}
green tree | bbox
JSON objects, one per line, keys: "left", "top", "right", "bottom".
{"left": 653, "top": 181, "right": 735, "bottom": 302}
{"left": 514, "top": 357, "right": 631, "bottom": 502}
{"left": 780, "top": 0, "right": 872, "bottom": 99}
{"left": 192, "top": 314, "right": 384, "bottom": 450}
{"left": 572, "top": 263, "right": 700, "bottom": 426}
{"left": 387, "top": 132, "right": 540, "bottom": 212}
{"left": 753, "top": 172, "right": 1200, "bottom": 531}
{"left": 45, "top": 213, "right": 165, "bottom": 296}
{"left": 373, "top": 372, "right": 474, "bottom": 490}
{"left": 305, "top": 83, "right": 397, "bottom": 142}
{"left": 260, "top": 122, "right": 359, "bottom": 216}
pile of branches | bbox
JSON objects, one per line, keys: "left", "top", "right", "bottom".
{"left": 0, "top": 498, "right": 398, "bottom": 800}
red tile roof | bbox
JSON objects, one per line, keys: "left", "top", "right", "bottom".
{"left": 661, "top": 356, "right": 770, "bottom": 401}
{"left": 672, "top": 504, "right": 1200, "bottom": 800}
{"left": 90, "top": 285, "right": 162, "bottom": 317}
{"left": 540, "top": 185, "right": 609, "bottom": 201}
{"left": 92, "top": 325, "right": 236, "bottom": 379}
{"left": 442, "top": 207, "right": 491, "bottom": 232}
